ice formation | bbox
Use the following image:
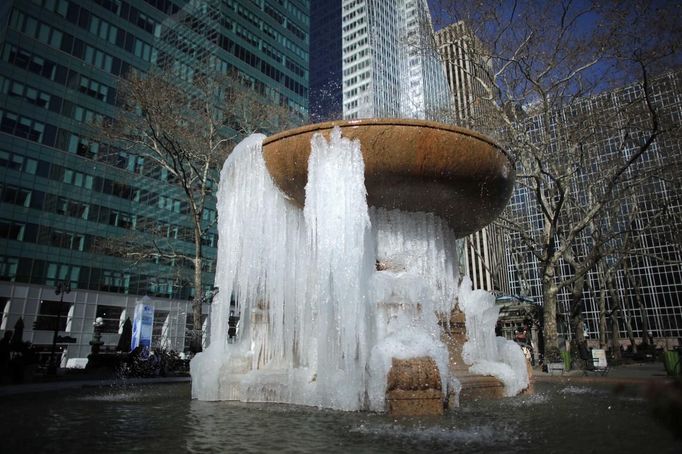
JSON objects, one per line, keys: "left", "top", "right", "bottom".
{"left": 190, "top": 128, "right": 528, "bottom": 410}
{"left": 459, "top": 276, "right": 529, "bottom": 396}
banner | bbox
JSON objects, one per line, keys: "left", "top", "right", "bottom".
{"left": 131, "top": 302, "right": 154, "bottom": 357}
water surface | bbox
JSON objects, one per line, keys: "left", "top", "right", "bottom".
{"left": 1, "top": 382, "right": 679, "bottom": 453}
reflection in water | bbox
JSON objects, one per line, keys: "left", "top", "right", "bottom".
{"left": 186, "top": 401, "right": 228, "bottom": 453}
{"left": 349, "top": 422, "right": 517, "bottom": 447}
{"left": 0, "top": 382, "right": 680, "bottom": 454}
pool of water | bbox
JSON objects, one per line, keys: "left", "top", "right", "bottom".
{"left": 1, "top": 381, "right": 679, "bottom": 453}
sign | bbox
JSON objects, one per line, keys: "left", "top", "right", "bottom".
{"left": 131, "top": 302, "right": 154, "bottom": 357}
{"left": 592, "top": 348, "right": 608, "bottom": 368}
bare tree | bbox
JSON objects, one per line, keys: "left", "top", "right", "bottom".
{"left": 99, "top": 70, "right": 298, "bottom": 352}
{"left": 426, "top": 0, "right": 681, "bottom": 360}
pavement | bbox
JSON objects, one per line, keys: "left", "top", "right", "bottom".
{"left": 0, "top": 375, "right": 191, "bottom": 397}
{"left": 0, "top": 362, "right": 676, "bottom": 397}
{"left": 532, "top": 361, "right": 675, "bottom": 385}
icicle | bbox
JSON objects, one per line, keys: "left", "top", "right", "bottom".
{"left": 190, "top": 128, "right": 527, "bottom": 410}
{"left": 304, "top": 127, "right": 372, "bottom": 410}
{"left": 459, "top": 276, "right": 529, "bottom": 396}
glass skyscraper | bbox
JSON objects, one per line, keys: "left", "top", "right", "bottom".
{"left": 340, "top": 0, "right": 450, "bottom": 120}
{"left": 309, "top": 0, "right": 452, "bottom": 120}
{"left": 0, "top": 0, "right": 309, "bottom": 362}
{"left": 505, "top": 71, "right": 682, "bottom": 347}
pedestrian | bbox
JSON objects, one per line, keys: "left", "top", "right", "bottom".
{"left": 0, "top": 331, "right": 12, "bottom": 382}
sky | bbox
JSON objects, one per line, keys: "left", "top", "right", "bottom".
{"left": 427, "top": 0, "right": 456, "bottom": 30}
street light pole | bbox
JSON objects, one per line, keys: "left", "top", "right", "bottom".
{"left": 48, "top": 280, "right": 70, "bottom": 375}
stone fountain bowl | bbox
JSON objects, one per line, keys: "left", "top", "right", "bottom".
{"left": 262, "top": 119, "right": 515, "bottom": 238}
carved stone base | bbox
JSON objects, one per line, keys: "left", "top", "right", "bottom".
{"left": 441, "top": 308, "right": 516, "bottom": 406}
{"left": 454, "top": 372, "right": 506, "bottom": 405}
{"left": 384, "top": 307, "right": 533, "bottom": 415}
{"left": 386, "top": 357, "right": 444, "bottom": 416}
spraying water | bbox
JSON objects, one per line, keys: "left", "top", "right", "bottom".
{"left": 190, "top": 128, "right": 528, "bottom": 410}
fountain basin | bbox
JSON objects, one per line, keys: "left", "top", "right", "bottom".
{"left": 4, "top": 382, "right": 681, "bottom": 453}
{"left": 262, "top": 119, "right": 515, "bottom": 237}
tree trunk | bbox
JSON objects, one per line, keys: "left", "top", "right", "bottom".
{"left": 593, "top": 261, "right": 610, "bottom": 349}
{"left": 598, "top": 286, "right": 609, "bottom": 349}
{"left": 541, "top": 263, "right": 560, "bottom": 362}
{"left": 568, "top": 274, "right": 590, "bottom": 368}
{"left": 625, "top": 261, "right": 649, "bottom": 348}
{"left": 606, "top": 272, "right": 637, "bottom": 353}
{"left": 190, "top": 226, "right": 204, "bottom": 354}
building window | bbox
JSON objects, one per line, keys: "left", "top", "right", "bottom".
{"left": 45, "top": 263, "right": 80, "bottom": 288}
{"left": 0, "top": 298, "right": 9, "bottom": 330}
{"left": 0, "top": 257, "right": 19, "bottom": 281}
{"left": 33, "top": 300, "right": 72, "bottom": 331}
{"left": 101, "top": 270, "right": 130, "bottom": 293}
{"left": 95, "top": 305, "right": 124, "bottom": 333}
{"left": 152, "top": 310, "right": 170, "bottom": 344}
{"left": 0, "top": 220, "right": 25, "bottom": 241}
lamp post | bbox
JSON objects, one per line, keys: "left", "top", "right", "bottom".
{"left": 48, "top": 280, "right": 70, "bottom": 375}
{"left": 90, "top": 317, "right": 104, "bottom": 355}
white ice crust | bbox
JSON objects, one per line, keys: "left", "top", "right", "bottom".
{"left": 190, "top": 129, "right": 528, "bottom": 410}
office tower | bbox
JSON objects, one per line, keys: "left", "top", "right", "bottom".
{"left": 436, "top": 21, "right": 509, "bottom": 293}
{"left": 434, "top": 20, "right": 496, "bottom": 131}
{"left": 505, "top": 71, "right": 682, "bottom": 345}
{"left": 459, "top": 225, "right": 510, "bottom": 294}
{"left": 341, "top": 0, "right": 450, "bottom": 120}
{"left": 0, "top": 0, "right": 309, "bottom": 362}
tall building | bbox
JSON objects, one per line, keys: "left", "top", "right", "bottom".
{"left": 436, "top": 21, "right": 509, "bottom": 294}
{"left": 340, "top": 0, "right": 450, "bottom": 120}
{"left": 0, "top": 0, "right": 309, "bottom": 363}
{"left": 434, "top": 20, "right": 496, "bottom": 131}
{"left": 459, "top": 225, "right": 510, "bottom": 294}
{"left": 505, "top": 71, "right": 682, "bottom": 346}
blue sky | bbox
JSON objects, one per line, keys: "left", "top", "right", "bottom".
{"left": 427, "top": 0, "right": 455, "bottom": 30}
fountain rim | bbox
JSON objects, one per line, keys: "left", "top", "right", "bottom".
{"left": 263, "top": 118, "right": 514, "bottom": 165}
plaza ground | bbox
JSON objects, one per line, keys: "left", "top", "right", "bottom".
{"left": 0, "top": 361, "right": 675, "bottom": 397}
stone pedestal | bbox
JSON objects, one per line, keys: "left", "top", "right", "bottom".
{"left": 457, "top": 372, "right": 506, "bottom": 402}
{"left": 386, "top": 357, "right": 444, "bottom": 416}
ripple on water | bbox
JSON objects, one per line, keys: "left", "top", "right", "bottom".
{"left": 2, "top": 382, "right": 681, "bottom": 454}
{"left": 350, "top": 421, "right": 524, "bottom": 448}
{"left": 504, "top": 392, "right": 550, "bottom": 407}
{"left": 558, "top": 385, "right": 608, "bottom": 395}
{"left": 78, "top": 392, "right": 142, "bottom": 402}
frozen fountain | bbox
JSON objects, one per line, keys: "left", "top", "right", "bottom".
{"left": 191, "top": 119, "right": 528, "bottom": 415}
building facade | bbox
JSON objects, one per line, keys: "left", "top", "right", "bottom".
{"left": 340, "top": 0, "right": 450, "bottom": 120}
{"left": 0, "top": 0, "right": 309, "bottom": 363}
{"left": 505, "top": 71, "right": 682, "bottom": 347}
{"left": 435, "top": 21, "right": 509, "bottom": 294}
{"left": 459, "top": 225, "right": 510, "bottom": 294}
{"left": 434, "top": 20, "right": 496, "bottom": 131}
